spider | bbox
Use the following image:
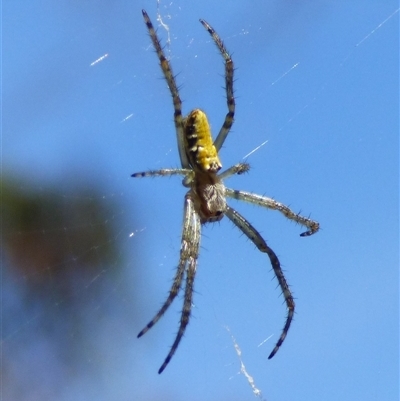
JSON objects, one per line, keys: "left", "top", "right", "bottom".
{"left": 133, "top": 9, "right": 319, "bottom": 374}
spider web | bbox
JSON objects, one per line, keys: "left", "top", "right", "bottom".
{"left": 2, "top": 2, "right": 398, "bottom": 401}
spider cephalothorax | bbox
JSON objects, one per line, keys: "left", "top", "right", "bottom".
{"left": 133, "top": 10, "right": 319, "bottom": 374}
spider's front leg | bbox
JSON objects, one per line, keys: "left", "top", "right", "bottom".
{"left": 226, "top": 188, "right": 320, "bottom": 236}
{"left": 136, "top": 194, "right": 201, "bottom": 373}
{"left": 157, "top": 194, "right": 201, "bottom": 374}
{"left": 225, "top": 205, "right": 294, "bottom": 359}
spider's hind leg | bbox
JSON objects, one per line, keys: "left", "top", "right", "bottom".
{"left": 141, "top": 9, "right": 189, "bottom": 169}
{"left": 199, "top": 18, "right": 235, "bottom": 151}
{"left": 132, "top": 168, "right": 191, "bottom": 179}
{"left": 218, "top": 163, "right": 250, "bottom": 181}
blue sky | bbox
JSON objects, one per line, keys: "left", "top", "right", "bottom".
{"left": 3, "top": 1, "right": 398, "bottom": 400}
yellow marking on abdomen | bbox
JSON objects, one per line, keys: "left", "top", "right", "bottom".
{"left": 184, "top": 109, "right": 222, "bottom": 172}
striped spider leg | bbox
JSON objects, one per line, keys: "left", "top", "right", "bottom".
{"left": 134, "top": 10, "right": 319, "bottom": 374}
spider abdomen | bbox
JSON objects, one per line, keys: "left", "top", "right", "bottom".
{"left": 184, "top": 109, "right": 222, "bottom": 173}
